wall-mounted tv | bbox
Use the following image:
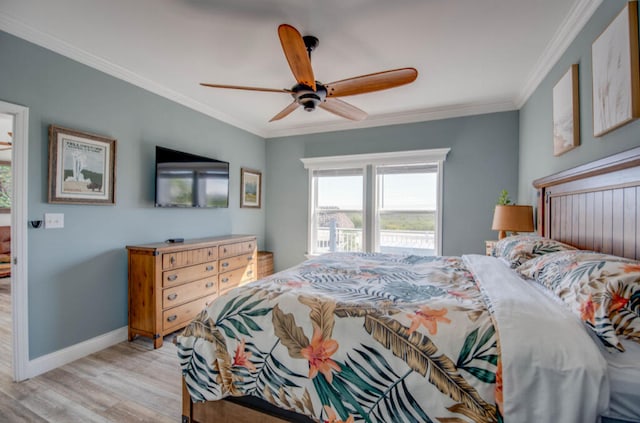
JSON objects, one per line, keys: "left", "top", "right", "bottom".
{"left": 155, "top": 146, "right": 229, "bottom": 208}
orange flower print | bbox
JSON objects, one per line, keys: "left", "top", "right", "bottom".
{"left": 495, "top": 359, "right": 503, "bottom": 415}
{"left": 623, "top": 263, "right": 640, "bottom": 273}
{"left": 566, "top": 261, "right": 579, "bottom": 271}
{"left": 448, "top": 290, "right": 470, "bottom": 300}
{"left": 580, "top": 295, "right": 596, "bottom": 324}
{"left": 323, "top": 405, "right": 355, "bottom": 423}
{"left": 609, "top": 291, "right": 629, "bottom": 313}
{"left": 233, "top": 338, "right": 256, "bottom": 372}
{"left": 407, "top": 305, "right": 451, "bottom": 335}
{"left": 285, "top": 280, "right": 306, "bottom": 288}
{"left": 301, "top": 327, "right": 340, "bottom": 384}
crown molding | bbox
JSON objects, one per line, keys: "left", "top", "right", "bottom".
{"left": 0, "top": 12, "right": 268, "bottom": 138}
{"left": 264, "top": 99, "right": 517, "bottom": 139}
{"left": 516, "top": 0, "right": 602, "bottom": 108}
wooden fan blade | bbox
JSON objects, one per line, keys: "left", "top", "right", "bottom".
{"left": 200, "top": 83, "right": 291, "bottom": 94}
{"left": 269, "top": 101, "right": 300, "bottom": 122}
{"left": 325, "top": 68, "right": 418, "bottom": 97}
{"left": 319, "top": 98, "right": 367, "bottom": 121}
{"left": 0, "top": 141, "right": 11, "bottom": 147}
{"left": 278, "top": 24, "right": 316, "bottom": 91}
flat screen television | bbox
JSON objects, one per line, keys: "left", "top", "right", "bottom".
{"left": 155, "top": 146, "right": 229, "bottom": 208}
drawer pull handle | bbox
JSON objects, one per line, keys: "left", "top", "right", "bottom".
{"left": 206, "top": 265, "right": 215, "bottom": 271}
{"left": 247, "top": 270, "right": 253, "bottom": 275}
{"left": 249, "top": 244, "right": 252, "bottom": 249}
{"left": 208, "top": 250, "right": 213, "bottom": 256}
{"left": 205, "top": 281, "right": 214, "bottom": 288}
{"left": 221, "top": 262, "right": 229, "bottom": 268}
{"left": 167, "top": 293, "right": 178, "bottom": 301}
{"left": 170, "top": 256, "right": 176, "bottom": 265}
{"left": 221, "top": 277, "right": 229, "bottom": 283}
{"left": 223, "top": 248, "right": 227, "bottom": 253}
{"left": 167, "top": 275, "right": 178, "bottom": 282}
{"left": 167, "top": 315, "right": 177, "bottom": 322}
{"left": 247, "top": 256, "right": 253, "bottom": 260}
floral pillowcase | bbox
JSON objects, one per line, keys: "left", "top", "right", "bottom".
{"left": 517, "top": 250, "right": 640, "bottom": 352}
{"left": 492, "top": 235, "right": 576, "bottom": 268}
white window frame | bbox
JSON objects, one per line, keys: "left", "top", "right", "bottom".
{"left": 301, "top": 148, "right": 450, "bottom": 256}
{"left": 308, "top": 166, "right": 367, "bottom": 256}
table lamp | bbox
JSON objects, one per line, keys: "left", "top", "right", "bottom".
{"left": 492, "top": 205, "right": 534, "bottom": 239}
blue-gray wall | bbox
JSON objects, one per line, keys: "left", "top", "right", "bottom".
{"left": 519, "top": 0, "right": 640, "bottom": 204}
{"left": 0, "top": 31, "right": 266, "bottom": 359}
{"left": 265, "top": 112, "right": 519, "bottom": 270}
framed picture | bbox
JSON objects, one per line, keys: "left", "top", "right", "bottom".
{"left": 240, "top": 168, "right": 261, "bottom": 208}
{"left": 48, "top": 125, "right": 117, "bottom": 205}
{"left": 553, "top": 64, "right": 580, "bottom": 156}
{"left": 592, "top": 1, "right": 640, "bottom": 137}
{"left": 0, "top": 161, "right": 11, "bottom": 213}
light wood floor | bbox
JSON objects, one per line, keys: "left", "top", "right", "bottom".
{"left": 0, "top": 277, "right": 183, "bottom": 422}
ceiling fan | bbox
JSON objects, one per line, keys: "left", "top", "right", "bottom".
{"left": 200, "top": 24, "right": 418, "bottom": 122}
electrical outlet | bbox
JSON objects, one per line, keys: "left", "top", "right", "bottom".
{"left": 44, "top": 213, "right": 64, "bottom": 229}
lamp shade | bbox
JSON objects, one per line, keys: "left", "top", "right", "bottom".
{"left": 492, "top": 205, "right": 534, "bottom": 239}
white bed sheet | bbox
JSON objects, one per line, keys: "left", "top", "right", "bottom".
{"left": 519, "top": 265, "right": 640, "bottom": 423}
{"left": 464, "top": 254, "right": 609, "bottom": 423}
{"left": 598, "top": 339, "right": 640, "bottom": 422}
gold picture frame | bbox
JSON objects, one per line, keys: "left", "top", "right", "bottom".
{"left": 592, "top": 1, "right": 640, "bottom": 137}
{"left": 48, "top": 125, "right": 117, "bottom": 205}
{"left": 553, "top": 64, "right": 580, "bottom": 156}
{"left": 240, "top": 168, "right": 261, "bottom": 208}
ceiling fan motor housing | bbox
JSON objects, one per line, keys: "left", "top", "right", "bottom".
{"left": 292, "top": 83, "right": 327, "bottom": 111}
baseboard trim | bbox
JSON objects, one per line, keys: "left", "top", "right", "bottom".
{"left": 24, "top": 326, "right": 128, "bottom": 379}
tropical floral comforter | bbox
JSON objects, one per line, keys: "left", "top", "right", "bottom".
{"left": 177, "top": 253, "right": 608, "bottom": 423}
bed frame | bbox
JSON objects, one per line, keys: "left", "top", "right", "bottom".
{"left": 534, "top": 146, "right": 640, "bottom": 261}
{"left": 182, "top": 145, "right": 640, "bottom": 423}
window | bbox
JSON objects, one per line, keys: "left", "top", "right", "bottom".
{"left": 310, "top": 168, "right": 364, "bottom": 254}
{"left": 302, "top": 149, "right": 449, "bottom": 256}
{"left": 375, "top": 163, "right": 438, "bottom": 255}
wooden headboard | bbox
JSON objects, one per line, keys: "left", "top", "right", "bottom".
{"left": 533, "top": 146, "right": 640, "bottom": 261}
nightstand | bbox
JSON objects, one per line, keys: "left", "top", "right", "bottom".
{"left": 485, "top": 240, "right": 498, "bottom": 256}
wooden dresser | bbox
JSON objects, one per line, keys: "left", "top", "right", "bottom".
{"left": 127, "top": 234, "right": 257, "bottom": 348}
{"left": 257, "top": 251, "right": 274, "bottom": 279}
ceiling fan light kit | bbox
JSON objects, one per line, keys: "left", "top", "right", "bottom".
{"left": 200, "top": 24, "right": 418, "bottom": 122}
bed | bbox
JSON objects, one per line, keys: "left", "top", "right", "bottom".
{"left": 177, "top": 146, "right": 640, "bottom": 423}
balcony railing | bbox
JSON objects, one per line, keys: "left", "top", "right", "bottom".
{"left": 316, "top": 227, "right": 435, "bottom": 255}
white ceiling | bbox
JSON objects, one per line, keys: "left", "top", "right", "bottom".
{"left": 0, "top": 0, "right": 601, "bottom": 138}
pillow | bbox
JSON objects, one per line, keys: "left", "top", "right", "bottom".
{"left": 518, "top": 250, "right": 640, "bottom": 352}
{"left": 492, "top": 235, "right": 576, "bottom": 268}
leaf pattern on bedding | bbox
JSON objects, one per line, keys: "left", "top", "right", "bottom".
{"left": 363, "top": 314, "right": 496, "bottom": 423}
{"left": 518, "top": 250, "right": 640, "bottom": 351}
{"left": 272, "top": 305, "right": 309, "bottom": 359}
{"left": 298, "top": 295, "right": 336, "bottom": 340}
{"left": 177, "top": 252, "right": 501, "bottom": 422}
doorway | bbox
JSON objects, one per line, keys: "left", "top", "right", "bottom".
{"left": 0, "top": 100, "right": 29, "bottom": 382}
{"left": 0, "top": 112, "right": 13, "bottom": 377}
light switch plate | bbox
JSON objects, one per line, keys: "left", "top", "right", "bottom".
{"left": 44, "top": 213, "right": 64, "bottom": 229}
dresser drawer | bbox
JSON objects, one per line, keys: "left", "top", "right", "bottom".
{"left": 219, "top": 240, "right": 256, "bottom": 259}
{"left": 163, "top": 247, "right": 218, "bottom": 270}
{"left": 219, "top": 253, "right": 255, "bottom": 272}
{"left": 162, "top": 261, "right": 218, "bottom": 288}
{"left": 218, "top": 265, "right": 255, "bottom": 294}
{"left": 162, "top": 295, "right": 215, "bottom": 333}
{"left": 163, "top": 276, "right": 217, "bottom": 309}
